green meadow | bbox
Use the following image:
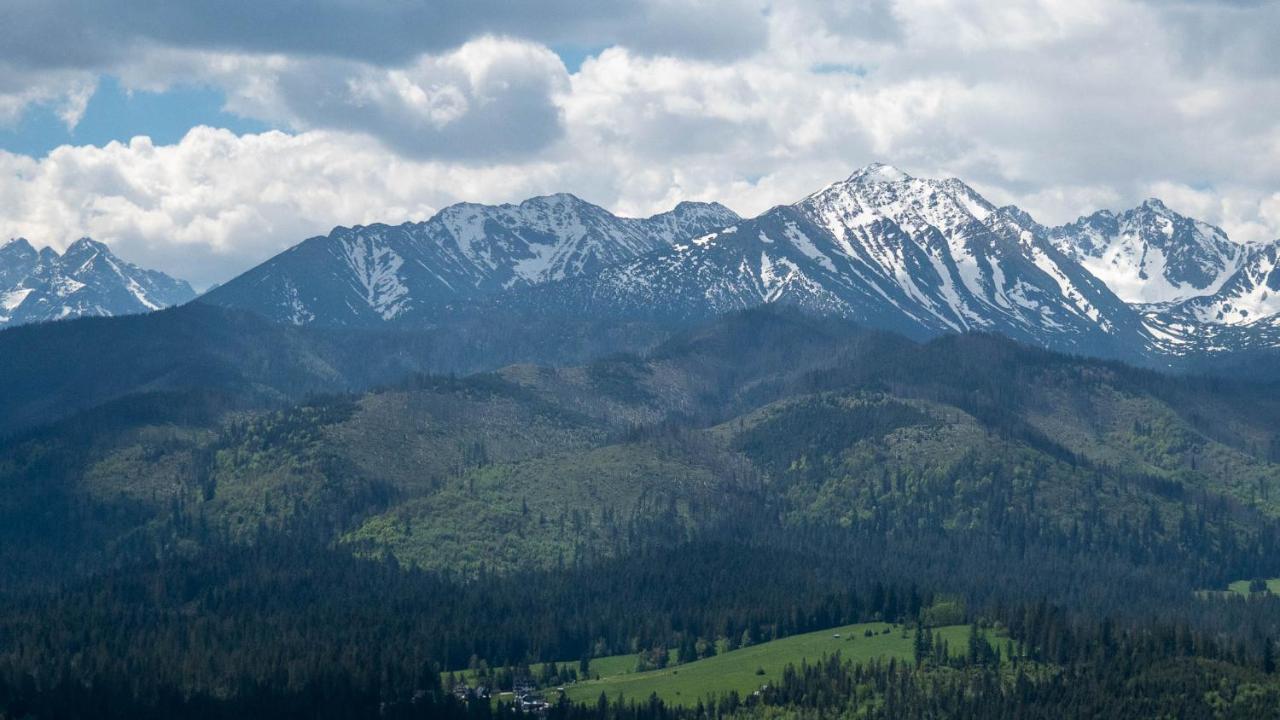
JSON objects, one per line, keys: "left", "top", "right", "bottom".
{"left": 562, "top": 622, "right": 977, "bottom": 708}
{"left": 1227, "top": 578, "right": 1280, "bottom": 595}
{"left": 1196, "top": 577, "right": 1280, "bottom": 599}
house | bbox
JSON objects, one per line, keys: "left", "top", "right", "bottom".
{"left": 452, "top": 683, "right": 491, "bottom": 702}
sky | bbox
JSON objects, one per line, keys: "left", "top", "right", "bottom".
{"left": 1, "top": 0, "right": 1278, "bottom": 290}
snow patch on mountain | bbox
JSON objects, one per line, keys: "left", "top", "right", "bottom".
{"left": 201, "top": 195, "right": 740, "bottom": 326}
{"left": 337, "top": 231, "right": 412, "bottom": 320}
{"left": 501, "top": 164, "right": 1147, "bottom": 359}
{"left": 2, "top": 287, "right": 33, "bottom": 311}
{"left": 1050, "top": 200, "right": 1246, "bottom": 305}
{"left": 1151, "top": 241, "right": 1280, "bottom": 330}
{"left": 0, "top": 237, "right": 195, "bottom": 327}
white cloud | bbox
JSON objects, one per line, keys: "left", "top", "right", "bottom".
{"left": 54, "top": 79, "right": 97, "bottom": 129}
{"left": 0, "top": 0, "right": 770, "bottom": 70}
{"left": 0, "top": 69, "right": 96, "bottom": 129}
{"left": 0, "top": 127, "right": 595, "bottom": 289}
{"left": 1, "top": 0, "right": 1280, "bottom": 288}
{"left": 205, "top": 38, "right": 571, "bottom": 160}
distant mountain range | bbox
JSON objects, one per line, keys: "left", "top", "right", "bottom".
{"left": 186, "top": 164, "right": 1280, "bottom": 362}
{"left": 0, "top": 237, "right": 194, "bottom": 327}
{"left": 494, "top": 164, "right": 1152, "bottom": 359}
{"left": 1048, "top": 198, "right": 1247, "bottom": 306}
{"left": 463, "top": 165, "right": 1280, "bottom": 363}
{"left": 7, "top": 164, "right": 1280, "bottom": 365}
{"left": 199, "top": 194, "right": 739, "bottom": 326}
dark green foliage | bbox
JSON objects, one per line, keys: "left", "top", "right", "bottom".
{"left": 4, "top": 308, "right": 1280, "bottom": 717}
{"left": 733, "top": 394, "right": 933, "bottom": 474}
{"left": 585, "top": 354, "right": 657, "bottom": 404}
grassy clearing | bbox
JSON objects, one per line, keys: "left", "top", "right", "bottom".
{"left": 1196, "top": 578, "right": 1280, "bottom": 599}
{"left": 1227, "top": 578, "right": 1280, "bottom": 595}
{"left": 561, "top": 622, "right": 976, "bottom": 708}
{"left": 585, "top": 653, "right": 643, "bottom": 678}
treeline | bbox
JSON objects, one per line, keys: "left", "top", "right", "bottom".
{"left": 6, "top": 309, "right": 1280, "bottom": 717}
{"left": 5, "top": 509, "right": 1280, "bottom": 716}
{"left": 8, "top": 592, "right": 1278, "bottom": 719}
{"left": 5, "top": 432, "right": 1280, "bottom": 715}
{"left": 545, "top": 603, "right": 1280, "bottom": 720}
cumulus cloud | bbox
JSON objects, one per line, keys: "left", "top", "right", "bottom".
{"left": 0, "top": 0, "right": 769, "bottom": 155}
{"left": 0, "top": 128, "right": 567, "bottom": 288}
{"left": 1, "top": 0, "right": 1279, "bottom": 287}
{"left": 0, "top": 0, "right": 769, "bottom": 70}
{"left": 1145, "top": 0, "right": 1280, "bottom": 77}
{"left": 0, "top": 69, "right": 96, "bottom": 128}
{"left": 219, "top": 38, "right": 571, "bottom": 160}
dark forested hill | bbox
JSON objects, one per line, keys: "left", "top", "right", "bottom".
{"left": 4, "top": 307, "right": 1280, "bottom": 717}
{"left": 7, "top": 307, "right": 1280, "bottom": 580}
{"left": 0, "top": 302, "right": 677, "bottom": 435}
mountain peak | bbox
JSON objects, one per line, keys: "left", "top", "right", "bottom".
{"left": 202, "top": 191, "right": 740, "bottom": 326}
{"left": 673, "top": 199, "right": 722, "bottom": 211}
{"left": 64, "top": 237, "right": 110, "bottom": 256}
{"left": 847, "top": 163, "right": 912, "bottom": 185}
{"left": 1, "top": 238, "right": 37, "bottom": 257}
{"left": 521, "top": 192, "right": 590, "bottom": 208}
{"left": 1, "top": 237, "right": 193, "bottom": 327}
{"left": 995, "top": 205, "right": 1045, "bottom": 233}
{"left": 1138, "top": 197, "right": 1171, "bottom": 214}
{"left": 1049, "top": 196, "right": 1243, "bottom": 306}
{"left": 669, "top": 200, "right": 739, "bottom": 219}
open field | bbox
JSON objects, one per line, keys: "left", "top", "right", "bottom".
{"left": 1196, "top": 578, "right": 1280, "bottom": 599}
{"left": 562, "top": 622, "right": 977, "bottom": 707}
{"left": 1227, "top": 578, "right": 1280, "bottom": 595}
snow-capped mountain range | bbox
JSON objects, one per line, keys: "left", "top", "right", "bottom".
{"left": 499, "top": 164, "right": 1151, "bottom": 358}
{"left": 10, "top": 164, "right": 1280, "bottom": 365}
{"left": 199, "top": 193, "right": 740, "bottom": 326}
{"left": 0, "top": 237, "right": 194, "bottom": 327}
{"left": 195, "top": 164, "right": 1280, "bottom": 362}
{"left": 1048, "top": 199, "right": 1248, "bottom": 306}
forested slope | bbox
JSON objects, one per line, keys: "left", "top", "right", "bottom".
{"left": 4, "top": 308, "right": 1280, "bottom": 717}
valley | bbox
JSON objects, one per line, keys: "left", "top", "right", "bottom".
{"left": 5, "top": 0, "right": 1280, "bottom": 714}
{"left": 5, "top": 168, "right": 1280, "bottom": 718}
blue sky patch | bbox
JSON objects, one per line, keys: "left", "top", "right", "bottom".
{"left": 552, "top": 44, "right": 610, "bottom": 73}
{"left": 0, "top": 76, "right": 273, "bottom": 157}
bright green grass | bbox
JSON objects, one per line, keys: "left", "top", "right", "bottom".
{"left": 562, "top": 622, "right": 975, "bottom": 708}
{"left": 1227, "top": 578, "right": 1280, "bottom": 595}
{"left": 1196, "top": 578, "right": 1280, "bottom": 600}
{"left": 583, "top": 653, "right": 641, "bottom": 678}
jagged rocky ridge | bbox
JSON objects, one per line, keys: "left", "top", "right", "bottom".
{"left": 1140, "top": 243, "right": 1280, "bottom": 355}
{"left": 199, "top": 193, "right": 740, "bottom": 326}
{"left": 0, "top": 237, "right": 194, "bottom": 327}
{"left": 496, "top": 165, "right": 1152, "bottom": 359}
{"left": 189, "top": 164, "right": 1280, "bottom": 362}
{"left": 476, "top": 165, "right": 1279, "bottom": 361}
{"left": 1046, "top": 197, "right": 1280, "bottom": 356}
{"left": 1049, "top": 199, "right": 1247, "bottom": 306}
